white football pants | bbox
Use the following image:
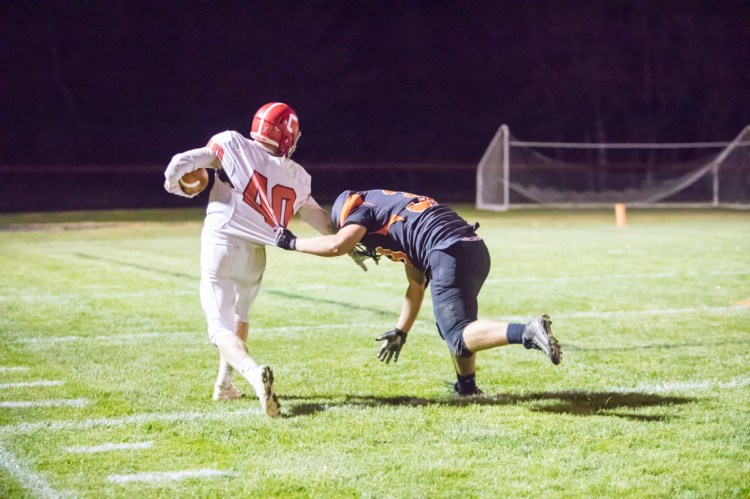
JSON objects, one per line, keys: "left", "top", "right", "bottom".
{"left": 200, "top": 237, "right": 266, "bottom": 345}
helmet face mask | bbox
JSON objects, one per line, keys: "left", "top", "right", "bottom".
{"left": 250, "top": 102, "right": 301, "bottom": 158}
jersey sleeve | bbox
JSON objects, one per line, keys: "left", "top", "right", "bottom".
{"left": 341, "top": 203, "right": 374, "bottom": 230}
{"left": 288, "top": 160, "right": 313, "bottom": 212}
{"left": 206, "top": 131, "right": 239, "bottom": 176}
{"left": 163, "top": 146, "right": 217, "bottom": 198}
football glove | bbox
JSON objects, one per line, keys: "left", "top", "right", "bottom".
{"left": 375, "top": 328, "right": 407, "bottom": 364}
{"left": 353, "top": 243, "right": 381, "bottom": 264}
{"left": 348, "top": 249, "right": 369, "bottom": 271}
{"left": 274, "top": 227, "right": 297, "bottom": 251}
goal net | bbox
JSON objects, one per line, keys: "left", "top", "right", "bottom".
{"left": 476, "top": 125, "right": 750, "bottom": 210}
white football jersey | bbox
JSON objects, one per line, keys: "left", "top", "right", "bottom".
{"left": 202, "top": 131, "right": 312, "bottom": 246}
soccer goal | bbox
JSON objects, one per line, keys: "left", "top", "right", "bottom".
{"left": 476, "top": 125, "right": 750, "bottom": 210}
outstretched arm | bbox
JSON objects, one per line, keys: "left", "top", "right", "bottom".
{"left": 275, "top": 223, "right": 365, "bottom": 257}
{"left": 299, "top": 196, "right": 367, "bottom": 272}
{"left": 298, "top": 197, "right": 335, "bottom": 236}
{"left": 297, "top": 199, "right": 369, "bottom": 271}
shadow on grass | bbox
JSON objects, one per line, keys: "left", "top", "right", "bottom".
{"left": 282, "top": 390, "right": 694, "bottom": 421}
{"left": 75, "top": 253, "right": 393, "bottom": 317}
{"left": 564, "top": 341, "right": 722, "bottom": 352}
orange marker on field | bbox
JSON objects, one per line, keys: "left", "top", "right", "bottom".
{"left": 615, "top": 203, "right": 626, "bottom": 227}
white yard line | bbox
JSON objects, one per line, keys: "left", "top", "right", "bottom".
{"left": 0, "top": 398, "right": 88, "bottom": 409}
{"left": 12, "top": 305, "right": 747, "bottom": 346}
{"left": 0, "top": 289, "right": 195, "bottom": 302}
{"left": 555, "top": 305, "right": 747, "bottom": 319}
{"left": 486, "top": 268, "right": 750, "bottom": 284}
{"left": 1, "top": 374, "right": 747, "bottom": 436}
{"left": 0, "top": 442, "right": 61, "bottom": 499}
{"left": 3, "top": 269, "right": 743, "bottom": 302}
{"left": 64, "top": 441, "right": 154, "bottom": 454}
{"left": 19, "top": 332, "right": 195, "bottom": 345}
{"left": 0, "top": 366, "right": 29, "bottom": 372}
{"left": 0, "top": 380, "right": 64, "bottom": 389}
{"left": 108, "top": 468, "right": 235, "bottom": 484}
{"left": 503, "top": 305, "right": 746, "bottom": 322}
{"left": 16, "top": 324, "right": 378, "bottom": 345}
{"left": 612, "top": 376, "right": 750, "bottom": 394}
{"left": 0, "top": 407, "right": 261, "bottom": 434}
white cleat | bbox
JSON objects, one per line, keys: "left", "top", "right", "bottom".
{"left": 522, "top": 314, "right": 562, "bottom": 365}
{"left": 249, "top": 366, "right": 281, "bottom": 418}
{"left": 212, "top": 382, "right": 244, "bottom": 401}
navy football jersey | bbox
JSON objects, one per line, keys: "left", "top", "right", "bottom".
{"left": 331, "top": 189, "right": 477, "bottom": 271}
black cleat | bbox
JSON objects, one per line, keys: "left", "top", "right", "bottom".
{"left": 453, "top": 382, "right": 485, "bottom": 397}
{"left": 522, "top": 314, "right": 562, "bottom": 365}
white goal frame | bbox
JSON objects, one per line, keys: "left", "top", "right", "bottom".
{"left": 476, "top": 125, "right": 750, "bottom": 210}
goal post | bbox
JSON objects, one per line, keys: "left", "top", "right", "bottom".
{"left": 476, "top": 124, "right": 510, "bottom": 211}
{"left": 475, "top": 125, "right": 750, "bottom": 210}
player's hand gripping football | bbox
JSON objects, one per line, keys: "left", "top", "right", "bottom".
{"left": 164, "top": 176, "right": 195, "bottom": 199}
{"left": 375, "top": 328, "right": 407, "bottom": 364}
{"left": 274, "top": 227, "right": 297, "bottom": 250}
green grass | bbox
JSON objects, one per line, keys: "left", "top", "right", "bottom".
{"left": 0, "top": 207, "right": 748, "bottom": 497}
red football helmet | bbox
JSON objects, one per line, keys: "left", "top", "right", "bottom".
{"left": 250, "top": 102, "right": 301, "bottom": 158}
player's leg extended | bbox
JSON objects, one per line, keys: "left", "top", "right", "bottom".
{"left": 433, "top": 239, "right": 560, "bottom": 364}
{"left": 462, "top": 320, "right": 510, "bottom": 350}
{"left": 200, "top": 241, "right": 280, "bottom": 416}
{"left": 462, "top": 316, "right": 561, "bottom": 365}
{"left": 214, "top": 292, "right": 250, "bottom": 400}
{"left": 232, "top": 244, "right": 280, "bottom": 416}
{"left": 214, "top": 321, "right": 248, "bottom": 400}
{"left": 429, "top": 241, "right": 488, "bottom": 396}
{"left": 201, "top": 241, "right": 246, "bottom": 400}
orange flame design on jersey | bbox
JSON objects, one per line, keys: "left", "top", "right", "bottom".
{"left": 338, "top": 193, "right": 364, "bottom": 228}
{"left": 375, "top": 246, "right": 411, "bottom": 265}
{"left": 374, "top": 213, "right": 406, "bottom": 235}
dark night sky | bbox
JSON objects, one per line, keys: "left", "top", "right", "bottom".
{"left": 1, "top": 1, "right": 748, "bottom": 167}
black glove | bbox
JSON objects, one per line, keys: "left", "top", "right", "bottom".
{"left": 353, "top": 243, "right": 380, "bottom": 265}
{"left": 275, "top": 227, "right": 297, "bottom": 250}
{"left": 375, "top": 328, "right": 407, "bottom": 364}
{"left": 348, "top": 249, "right": 369, "bottom": 271}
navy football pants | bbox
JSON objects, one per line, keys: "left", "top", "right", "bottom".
{"left": 428, "top": 239, "right": 490, "bottom": 357}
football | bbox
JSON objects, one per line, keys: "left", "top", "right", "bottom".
{"left": 179, "top": 168, "right": 209, "bottom": 196}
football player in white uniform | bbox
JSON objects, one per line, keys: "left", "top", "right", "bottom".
{"left": 164, "top": 102, "right": 366, "bottom": 417}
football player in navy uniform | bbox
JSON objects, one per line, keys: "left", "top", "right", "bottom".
{"left": 275, "top": 189, "right": 561, "bottom": 396}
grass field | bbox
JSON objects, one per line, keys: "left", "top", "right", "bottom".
{"left": 0, "top": 206, "right": 748, "bottom": 497}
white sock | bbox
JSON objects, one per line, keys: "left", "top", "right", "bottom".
{"left": 215, "top": 357, "right": 233, "bottom": 386}
{"left": 239, "top": 358, "right": 258, "bottom": 379}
